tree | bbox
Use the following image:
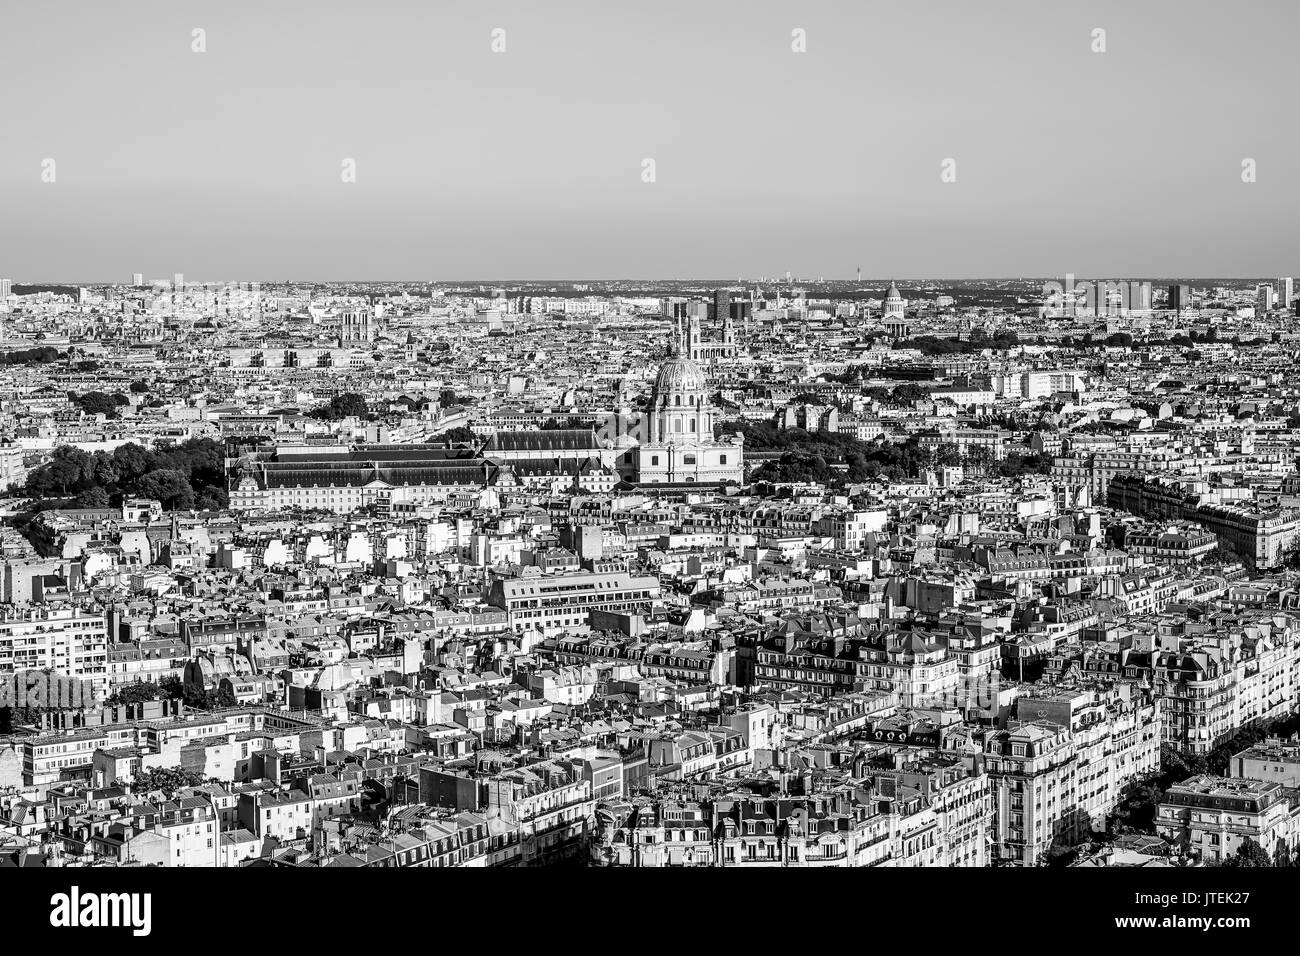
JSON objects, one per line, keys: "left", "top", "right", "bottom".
{"left": 73, "top": 486, "right": 111, "bottom": 509}
{"left": 433, "top": 426, "right": 477, "bottom": 444}
{"left": 72, "top": 390, "right": 128, "bottom": 417}
{"left": 194, "top": 485, "right": 229, "bottom": 511}
{"left": 310, "top": 392, "right": 369, "bottom": 421}
{"left": 932, "top": 442, "right": 962, "bottom": 467}
{"left": 135, "top": 469, "right": 196, "bottom": 511}
{"left": 104, "top": 681, "right": 165, "bottom": 707}
{"left": 0, "top": 346, "right": 62, "bottom": 366}
{"left": 112, "top": 442, "right": 155, "bottom": 484}
{"left": 892, "top": 383, "right": 933, "bottom": 405}
{"left": 965, "top": 444, "right": 995, "bottom": 475}
{"left": 751, "top": 450, "right": 836, "bottom": 485}
{"left": 438, "top": 389, "right": 471, "bottom": 408}
{"left": 1042, "top": 841, "right": 1080, "bottom": 868}
{"left": 1109, "top": 779, "right": 1164, "bottom": 833}
{"left": 998, "top": 451, "right": 1054, "bottom": 478}
{"left": 128, "top": 765, "right": 205, "bottom": 798}
{"left": 211, "top": 685, "right": 237, "bottom": 709}
{"left": 92, "top": 451, "right": 121, "bottom": 488}
{"left": 25, "top": 446, "right": 94, "bottom": 496}
{"left": 1213, "top": 838, "right": 1271, "bottom": 868}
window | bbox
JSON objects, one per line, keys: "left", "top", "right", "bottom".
{"left": 719, "top": 454, "right": 727, "bottom": 465}
{"left": 651, "top": 456, "right": 659, "bottom": 466}
{"left": 683, "top": 454, "right": 696, "bottom": 465}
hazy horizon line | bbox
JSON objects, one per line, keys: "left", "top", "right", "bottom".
{"left": 8, "top": 275, "right": 1289, "bottom": 287}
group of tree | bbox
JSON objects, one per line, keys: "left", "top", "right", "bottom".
{"left": 894, "top": 329, "right": 1022, "bottom": 355}
{"left": 996, "top": 451, "right": 1054, "bottom": 478}
{"left": 23, "top": 437, "right": 229, "bottom": 511}
{"left": 103, "top": 676, "right": 180, "bottom": 708}
{"left": 438, "top": 389, "right": 474, "bottom": 408}
{"left": 736, "top": 417, "right": 1056, "bottom": 487}
{"left": 924, "top": 442, "right": 997, "bottom": 475}
{"left": 831, "top": 382, "right": 935, "bottom": 406}
{"left": 70, "top": 390, "right": 130, "bottom": 418}
{"left": 311, "top": 391, "right": 480, "bottom": 422}
{"left": 744, "top": 424, "right": 938, "bottom": 486}
{"left": 122, "top": 765, "right": 209, "bottom": 798}
{"left": 309, "top": 392, "right": 371, "bottom": 421}
{"left": 751, "top": 450, "right": 840, "bottom": 485}
{"left": 104, "top": 675, "right": 235, "bottom": 712}
{"left": 391, "top": 395, "right": 430, "bottom": 412}
{"left": 1204, "top": 837, "right": 1292, "bottom": 868}
{"left": 0, "top": 346, "right": 63, "bottom": 366}
{"left": 431, "top": 426, "right": 478, "bottom": 445}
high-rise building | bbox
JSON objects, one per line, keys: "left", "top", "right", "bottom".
{"left": 173, "top": 272, "right": 184, "bottom": 293}
{"left": 1168, "top": 284, "right": 1192, "bottom": 313}
{"left": 0, "top": 605, "right": 110, "bottom": 700}
{"left": 1092, "top": 280, "right": 1126, "bottom": 316}
{"left": 1126, "top": 281, "right": 1152, "bottom": 313}
{"left": 660, "top": 297, "right": 691, "bottom": 321}
{"left": 0, "top": 278, "right": 11, "bottom": 300}
{"left": 1276, "top": 276, "right": 1293, "bottom": 309}
{"left": 132, "top": 273, "right": 144, "bottom": 287}
{"left": 712, "top": 288, "right": 732, "bottom": 322}
{"left": 728, "top": 297, "right": 753, "bottom": 324}
{"left": 1256, "top": 284, "right": 1275, "bottom": 315}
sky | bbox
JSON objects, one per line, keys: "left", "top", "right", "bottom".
{"left": 2, "top": 0, "right": 1299, "bottom": 281}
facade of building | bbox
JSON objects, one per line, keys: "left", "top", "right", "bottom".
{"left": 1156, "top": 775, "right": 1300, "bottom": 864}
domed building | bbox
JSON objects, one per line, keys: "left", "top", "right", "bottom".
{"left": 634, "top": 328, "right": 744, "bottom": 485}
{"left": 883, "top": 282, "right": 906, "bottom": 320}
{"left": 881, "top": 282, "right": 910, "bottom": 338}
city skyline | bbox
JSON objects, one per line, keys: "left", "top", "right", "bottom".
{"left": 5, "top": 274, "right": 1297, "bottom": 287}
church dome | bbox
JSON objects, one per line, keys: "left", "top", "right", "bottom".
{"left": 654, "top": 355, "right": 708, "bottom": 395}
{"left": 886, "top": 282, "right": 902, "bottom": 300}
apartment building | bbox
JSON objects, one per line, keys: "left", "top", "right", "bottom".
{"left": 1156, "top": 775, "right": 1300, "bottom": 864}
{"left": 487, "top": 569, "right": 660, "bottom": 637}
{"left": 0, "top": 603, "right": 110, "bottom": 699}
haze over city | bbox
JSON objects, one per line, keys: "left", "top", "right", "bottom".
{"left": 4, "top": 0, "right": 1300, "bottom": 280}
